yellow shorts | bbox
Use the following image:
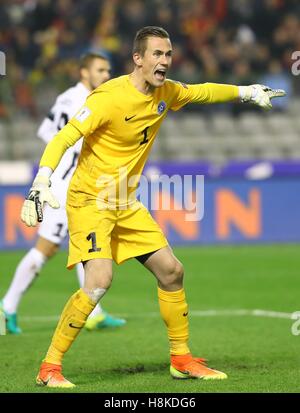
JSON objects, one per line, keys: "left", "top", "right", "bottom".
{"left": 66, "top": 201, "right": 168, "bottom": 269}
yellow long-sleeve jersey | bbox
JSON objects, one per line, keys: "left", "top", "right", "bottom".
{"left": 40, "top": 75, "right": 239, "bottom": 207}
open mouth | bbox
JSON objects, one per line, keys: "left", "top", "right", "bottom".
{"left": 154, "top": 69, "right": 167, "bottom": 81}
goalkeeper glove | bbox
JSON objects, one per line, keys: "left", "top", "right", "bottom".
{"left": 238, "top": 84, "right": 286, "bottom": 110}
{"left": 21, "top": 173, "right": 59, "bottom": 227}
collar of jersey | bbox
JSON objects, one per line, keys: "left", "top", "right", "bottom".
{"left": 126, "top": 75, "right": 153, "bottom": 101}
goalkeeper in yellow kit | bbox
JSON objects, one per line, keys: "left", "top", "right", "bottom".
{"left": 21, "top": 26, "right": 285, "bottom": 388}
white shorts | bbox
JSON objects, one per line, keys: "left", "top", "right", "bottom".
{"left": 37, "top": 154, "right": 78, "bottom": 245}
{"left": 38, "top": 203, "right": 69, "bottom": 245}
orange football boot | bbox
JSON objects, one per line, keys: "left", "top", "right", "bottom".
{"left": 170, "top": 353, "right": 227, "bottom": 380}
{"left": 36, "top": 361, "right": 75, "bottom": 388}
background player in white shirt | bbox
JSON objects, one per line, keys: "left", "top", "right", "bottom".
{"left": 1, "top": 53, "right": 126, "bottom": 334}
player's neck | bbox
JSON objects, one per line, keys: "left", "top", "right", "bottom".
{"left": 129, "top": 71, "right": 154, "bottom": 96}
{"left": 80, "top": 79, "right": 92, "bottom": 92}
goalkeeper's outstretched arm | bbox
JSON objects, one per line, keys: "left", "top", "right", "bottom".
{"left": 21, "top": 123, "right": 82, "bottom": 227}
{"left": 171, "top": 81, "right": 286, "bottom": 110}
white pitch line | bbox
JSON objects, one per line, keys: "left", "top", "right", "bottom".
{"left": 19, "top": 309, "right": 297, "bottom": 322}
{"left": 191, "top": 309, "right": 295, "bottom": 319}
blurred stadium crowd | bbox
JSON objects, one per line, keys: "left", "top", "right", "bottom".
{"left": 0, "top": 0, "right": 300, "bottom": 162}
{"left": 1, "top": 0, "right": 299, "bottom": 117}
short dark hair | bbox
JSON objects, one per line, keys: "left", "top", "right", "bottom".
{"left": 133, "top": 26, "right": 170, "bottom": 56}
{"left": 79, "top": 52, "right": 108, "bottom": 69}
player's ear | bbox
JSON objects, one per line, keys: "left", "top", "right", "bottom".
{"left": 133, "top": 52, "right": 143, "bottom": 67}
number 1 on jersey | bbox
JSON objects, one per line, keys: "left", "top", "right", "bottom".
{"left": 140, "top": 126, "right": 150, "bottom": 145}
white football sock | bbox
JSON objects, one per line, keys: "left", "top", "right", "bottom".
{"left": 3, "top": 248, "right": 46, "bottom": 314}
{"left": 75, "top": 263, "right": 103, "bottom": 318}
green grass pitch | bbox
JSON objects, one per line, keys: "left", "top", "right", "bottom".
{"left": 0, "top": 245, "right": 299, "bottom": 393}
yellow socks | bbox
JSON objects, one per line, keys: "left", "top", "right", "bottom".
{"left": 158, "top": 287, "right": 190, "bottom": 356}
{"left": 44, "top": 286, "right": 190, "bottom": 364}
{"left": 44, "top": 289, "right": 96, "bottom": 365}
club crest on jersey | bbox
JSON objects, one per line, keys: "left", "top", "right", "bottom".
{"left": 157, "top": 101, "right": 166, "bottom": 115}
{"left": 75, "top": 106, "right": 91, "bottom": 122}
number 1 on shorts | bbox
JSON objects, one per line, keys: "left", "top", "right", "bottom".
{"left": 87, "top": 232, "right": 101, "bottom": 253}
